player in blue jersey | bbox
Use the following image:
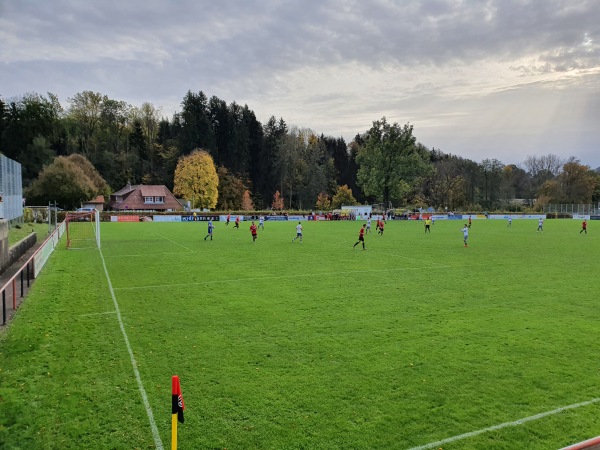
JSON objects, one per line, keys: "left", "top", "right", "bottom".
{"left": 204, "top": 220, "right": 214, "bottom": 241}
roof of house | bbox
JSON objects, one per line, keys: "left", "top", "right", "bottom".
{"left": 108, "top": 184, "right": 183, "bottom": 211}
{"left": 87, "top": 195, "right": 105, "bottom": 204}
{"left": 112, "top": 183, "right": 140, "bottom": 197}
{"left": 140, "top": 186, "right": 169, "bottom": 197}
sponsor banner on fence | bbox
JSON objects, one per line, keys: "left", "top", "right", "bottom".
{"left": 287, "top": 215, "right": 308, "bottom": 221}
{"left": 521, "top": 214, "right": 546, "bottom": 219}
{"left": 572, "top": 214, "right": 591, "bottom": 220}
{"left": 34, "top": 222, "right": 64, "bottom": 277}
{"left": 152, "top": 215, "right": 182, "bottom": 222}
{"left": 110, "top": 215, "right": 140, "bottom": 222}
{"left": 488, "top": 214, "right": 547, "bottom": 220}
{"left": 219, "top": 215, "right": 244, "bottom": 222}
{"left": 181, "top": 215, "right": 220, "bottom": 222}
{"left": 265, "top": 215, "right": 287, "bottom": 221}
{"left": 410, "top": 214, "right": 448, "bottom": 220}
{"left": 591, "top": 215, "right": 600, "bottom": 220}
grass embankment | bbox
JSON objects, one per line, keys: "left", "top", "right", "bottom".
{"left": 7, "top": 222, "right": 53, "bottom": 246}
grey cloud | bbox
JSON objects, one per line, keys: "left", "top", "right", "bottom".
{"left": 2, "top": 0, "right": 600, "bottom": 167}
{"left": 4, "top": 1, "right": 599, "bottom": 75}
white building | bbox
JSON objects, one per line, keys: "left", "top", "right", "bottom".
{"left": 0, "top": 155, "right": 23, "bottom": 221}
{"left": 341, "top": 205, "right": 372, "bottom": 219}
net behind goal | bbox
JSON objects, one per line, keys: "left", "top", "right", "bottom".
{"left": 65, "top": 210, "right": 101, "bottom": 249}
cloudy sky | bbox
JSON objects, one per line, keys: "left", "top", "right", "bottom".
{"left": 1, "top": 0, "right": 599, "bottom": 168}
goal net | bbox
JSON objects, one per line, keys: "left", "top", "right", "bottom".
{"left": 65, "top": 210, "right": 101, "bottom": 249}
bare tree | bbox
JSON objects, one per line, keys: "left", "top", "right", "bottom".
{"left": 522, "top": 154, "right": 564, "bottom": 198}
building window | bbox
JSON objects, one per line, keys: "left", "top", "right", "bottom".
{"left": 143, "top": 196, "right": 165, "bottom": 204}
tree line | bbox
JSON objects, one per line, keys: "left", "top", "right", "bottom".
{"left": 1, "top": 91, "right": 598, "bottom": 210}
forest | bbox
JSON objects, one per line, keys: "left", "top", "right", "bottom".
{"left": 1, "top": 91, "right": 599, "bottom": 210}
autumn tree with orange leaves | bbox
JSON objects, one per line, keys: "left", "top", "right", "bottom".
{"left": 271, "top": 190, "right": 284, "bottom": 210}
{"left": 242, "top": 190, "right": 254, "bottom": 210}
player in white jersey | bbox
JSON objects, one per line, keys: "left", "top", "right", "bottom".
{"left": 366, "top": 218, "right": 372, "bottom": 234}
{"left": 258, "top": 216, "right": 265, "bottom": 230}
{"left": 537, "top": 218, "right": 544, "bottom": 232}
{"left": 292, "top": 222, "right": 303, "bottom": 243}
{"left": 461, "top": 224, "right": 469, "bottom": 247}
{"left": 507, "top": 217, "right": 512, "bottom": 227}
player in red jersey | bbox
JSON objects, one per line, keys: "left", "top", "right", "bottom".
{"left": 353, "top": 224, "right": 367, "bottom": 250}
{"left": 226, "top": 213, "right": 231, "bottom": 226}
{"left": 580, "top": 219, "right": 588, "bottom": 234}
{"left": 234, "top": 216, "right": 240, "bottom": 229}
{"left": 378, "top": 218, "right": 385, "bottom": 236}
{"left": 250, "top": 221, "right": 258, "bottom": 242}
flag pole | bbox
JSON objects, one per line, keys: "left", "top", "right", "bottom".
{"left": 171, "top": 408, "right": 178, "bottom": 450}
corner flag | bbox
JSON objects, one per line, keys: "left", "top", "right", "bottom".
{"left": 172, "top": 375, "right": 185, "bottom": 423}
{"left": 171, "top": 375, "right": 185, "bottom": 450}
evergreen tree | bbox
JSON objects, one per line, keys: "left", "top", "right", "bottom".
{"left": 260, "top": 117, "right": 287, "bottom": 204}
{"left": 179, "top": 91, "right": 215, "bottom": 155}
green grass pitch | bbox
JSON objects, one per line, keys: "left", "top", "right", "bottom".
{"left": 1, "top": 218, "right": 599, "bottom": 449}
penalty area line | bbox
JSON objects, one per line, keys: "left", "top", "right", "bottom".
{"left": 78, "top": 311, "right": 117, "bottom": 317}
{"left": 98, "top": 247, "right": 164, "bottom": 450}
{"left": 114, "top": 265, "right": 450, "bottom": 291}
{"left": 408, "top": 397, "right": 600, "bottom": 450}
{"left": 377, "top": 251, "right": 443, "bottom": 266}
{"left": 153, "top": 232, "right": 195, "bottom": 253}
{"left": 103, "top": 251, "right": 197, "bottom": 258}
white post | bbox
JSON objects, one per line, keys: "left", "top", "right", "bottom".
{"left": 95, "top": 210, "right": 101, "bottom": 248}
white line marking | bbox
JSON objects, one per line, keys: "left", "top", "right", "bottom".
{"left": 153, "top": 232, "right": 195, "bottom": 253}
{"left": 78, "top": 311, "right": 117, "bottom": 317}
{"left": 99, "top": 247, "right": 164, "bottom": 449}
{"left": 377, "top": 252, "right": 440, "bottom": 266}
{"left": 114, "top": 265, "right": 450, "bottom": 291}
{"left": 408, "top": 397, "right": 600, "bottom": 450}
{"left": 103, "top": 252, "right": 194, "bottom": 258}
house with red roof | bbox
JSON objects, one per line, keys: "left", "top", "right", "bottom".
{"left": 108, "top": 183, "right": 183, "bottom": 211}
{"left": 81, "top": 195, "right": 106, "bottom": 211}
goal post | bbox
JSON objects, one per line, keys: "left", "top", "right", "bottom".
{"left": 65, "top": 210, "right": 101, "bottom": 249}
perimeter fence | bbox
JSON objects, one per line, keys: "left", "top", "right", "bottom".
{"left": 543, "top": 204, "right": 600, "bottom": 215}
{"left": 1, "top": 221, "right": 65, "bottom": 327}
